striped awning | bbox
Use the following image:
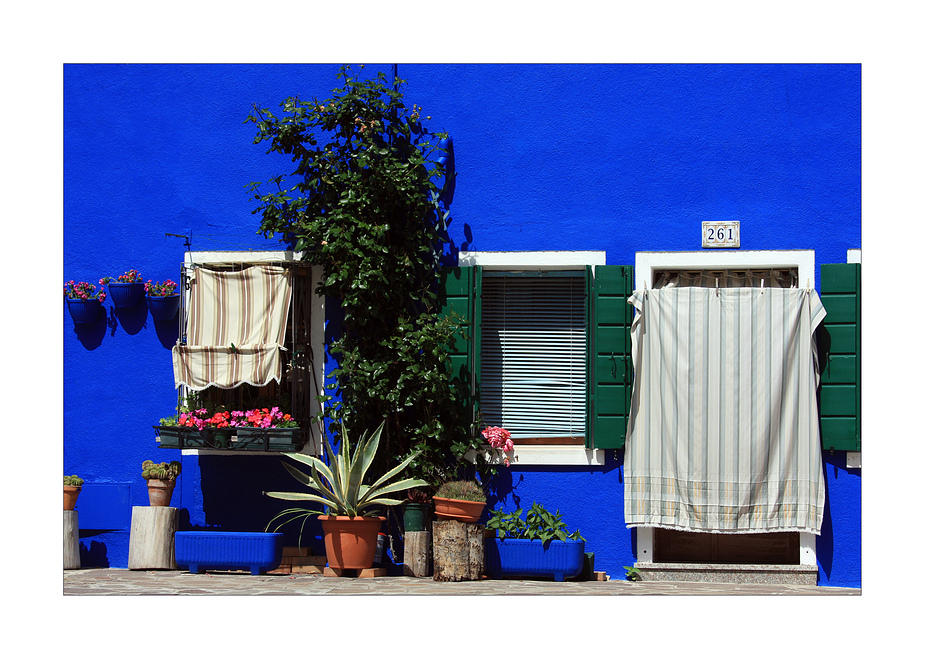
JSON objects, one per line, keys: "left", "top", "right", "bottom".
{"left": 624, "top": 287, "right": 827, "bottom": 535}
{"left": 172, "top": 264, "right": 292, "bottom": 390}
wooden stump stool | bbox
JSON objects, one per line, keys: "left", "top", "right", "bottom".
{"left": 403, "top": 531, "right": 432, "bottom": 577}
{"left": 432, "top": 519, "right": 483, "bottom": 581}
{"left": 64, "top": 510, "right": 80, "bottom": 570}
{"left": 128, "top": 506, "right": 178, "bottom": 570}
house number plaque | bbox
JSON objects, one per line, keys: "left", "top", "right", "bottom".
{"left": 702, "top": 221, "right": 740, "bottom": 248}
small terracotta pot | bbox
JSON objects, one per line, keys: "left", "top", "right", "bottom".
{"left": 146, "top": 479, "right": 176, "bottom": 507}
{"left": 319, "top": 515, "right": 385, "bottom": 570}
{"left": 64, "top": 486, "right": 81, "bottom": 511}
{"left": 433, "top": 496, "right": 487, "bottom": 523}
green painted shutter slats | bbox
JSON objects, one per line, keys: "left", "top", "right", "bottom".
{"left": 819, "top": 263, "right": 861, "bottom": 452}
{"left": 588, "top": 265, "right": 634, "bottom": 449}
{"left": 438, "top": 266, "right": 479, "bottom": 415}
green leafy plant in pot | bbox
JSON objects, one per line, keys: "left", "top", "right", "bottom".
{"left": 265, "top": 421, "right": 428, "bottom": 570}
{"left": 484, "top": 502, "right": 587, "bottom": 582}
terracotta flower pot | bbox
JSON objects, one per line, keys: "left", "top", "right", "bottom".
{"left": 146, "top": 479, "right": 176, "bottom": 507}
{"left": 319, "top": 515, "right": 385, "bottom": 570}
{"left": 64, "top": 486, "right": 81, "bottom": 511}
{"left": 433, "top": 496, "right": 487, "bottom": 523}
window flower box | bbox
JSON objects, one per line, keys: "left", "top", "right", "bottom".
{"left": 154, "top": 425, "right": 207, "bottom": 449}
{"left": 234, "top": 427, "right": 303, "bottom": 452}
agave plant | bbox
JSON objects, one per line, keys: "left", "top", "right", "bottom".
{"left": 265, "top": 422, "right": 429, "bottom": 532}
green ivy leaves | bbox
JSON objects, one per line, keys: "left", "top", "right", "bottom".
{"left": 247, "top": 65, "right": 462, "bottom": 484}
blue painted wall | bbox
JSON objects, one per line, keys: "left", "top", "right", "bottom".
{"left": 64, "top": 63, "right": 861, "bottom": 585}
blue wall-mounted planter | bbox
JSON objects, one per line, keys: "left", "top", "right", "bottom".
{"left": 107, "top": 282, "right": 145, "bottom": 308}
{"left": 485, "top": 538, "right": 586, "bottom": 582}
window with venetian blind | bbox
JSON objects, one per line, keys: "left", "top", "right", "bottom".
{"left": 479, "top": 273, "right": 587, "bottom": 443}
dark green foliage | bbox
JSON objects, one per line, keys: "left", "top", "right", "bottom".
{"left": 487, "top": 502, "right": 585, "bottom": 545}
{"left": 246, "top": 65, "right": 469, "bottom": 483}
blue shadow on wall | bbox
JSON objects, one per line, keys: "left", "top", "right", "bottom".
{"left": 79, "top": 538, "right": 114, "bottom": 568}
{"left": 70, "top": 305, "right": 108, "bottom": 350}
{"left": 112, "top": 300, "right": 148, "bottom": 335}
{"left": 193, "top": 454, "right": 326, "bottom": 556}
{"left": 152, "top": 313, "right": 179, "bottom": 348}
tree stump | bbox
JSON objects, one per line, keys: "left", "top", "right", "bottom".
{"left": 128, "top": 506, "right": 178, "bottom": 570}
{"left": 64, "top": 511, "right": 80, "bottom": 570}
{"left": 403, "top": 531, "right": 432, "bottom": 577}
{"left": 432, "top": 519, "right": 483, "bottom": 581}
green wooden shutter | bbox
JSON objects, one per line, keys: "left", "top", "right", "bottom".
{"left": 438, "top": 266, "right": 479, "bottom": 415}
{"left": 819, "top": 263, "right": 861, "bottom": 452}
{"left": 588, "top": 265, "right": 634, "bottom": 449}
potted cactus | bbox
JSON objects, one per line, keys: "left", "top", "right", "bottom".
{"left": 64, "top": 475, "right": 84, "bottom": 511}
{"left": 142, "top": 460, "right": 182, "bottom": 507}
{"left": 433, "top": 480, "right": 487, "bottom": 523}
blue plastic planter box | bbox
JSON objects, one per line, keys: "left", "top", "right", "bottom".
{"left": 175, "top": 532, "right": 284, "bottom": 575}
{"left": 485, "top": 538, "right": 586, "bottom": 582}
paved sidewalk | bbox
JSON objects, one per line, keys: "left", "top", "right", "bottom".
{"left": 63, "top": 568, "right": 859, "bottom": 595}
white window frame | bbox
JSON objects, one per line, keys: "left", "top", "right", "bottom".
{"left": 177, "top": 250, "right": 325, "bottom": 457}
{"left": 458, "top": 251, "right": 607, "bottom": 466}
{"left": 633, "top": 249, "right": 817, "bottom": 566}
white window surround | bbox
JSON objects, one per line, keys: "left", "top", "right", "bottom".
{"left": 177, "top": 250, "right": 325, "bottom": 457}
{"left": 635, "top": 250, "right": 816, "bottom": 291}
{"left": 632, "top": 249, "right": 818, "bottom": 566}
{"left": 458, "top": 251, "right": 607, "bottom": 466}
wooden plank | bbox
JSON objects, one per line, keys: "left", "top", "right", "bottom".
{"left": 403, "top": 531, "right": 432, "bottom": 577}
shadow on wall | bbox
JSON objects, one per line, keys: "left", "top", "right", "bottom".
{"left": 195, "top": 454, "right": 326, "bottom": 555}
{"left": 483, "top": 451, "right": 622, "bottom": 513}
{"left": 79, "top": 538, "right": 113, "bottom": 568}
{"left": 815, "top": 452, "right": 860, "bottom": 582}
{"left": 68, "top": 303, "right": 179, "bottom": 350}
{"left": 69, "top": 304, "right": 108, "bottom": 350}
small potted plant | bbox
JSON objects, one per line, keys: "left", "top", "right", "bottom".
{"left": 402, "top": 487, "right": 433, "bottom": 532}
{"left": 144, "top": 279, "right": 180, "bottom": 320}
{"left": 484, "top": 502, "right": 586, "bottom": 582}
{"left": 64, "top": 475, "right": 84, "bottom": 511}
{"left": 433, "top": 480, "right": 487, "bottom": 523}
{"left": 100, "top": 269, "right": 144, "bottom": 307}
{"left": 142, "top": 460, "right": 182, "bottom": 506}
{"left": 265, "top": 421, "right": 428, "bottom": 570}
{"left": 64, "top": 280, "right": 107, "bottom": 323}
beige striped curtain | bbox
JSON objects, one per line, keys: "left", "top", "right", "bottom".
{"left": 624, "top": 287, "right": 827, "bottom": 534}
{"left": 172, "top": 265, "right": 292, "bottom": 390}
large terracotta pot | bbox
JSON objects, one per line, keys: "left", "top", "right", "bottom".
{"left": 64, "top": 486, "right": 81, "bottom": 511}
{"left": 146, "top": 479, "right": 176, "bottom": 507}
{"left": 319, "top": 515, "right": 385, "bottom": 570}
{"left": 433, "top": 497, "right": 487, "bottom": 523}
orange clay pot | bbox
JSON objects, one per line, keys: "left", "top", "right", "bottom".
{"left": 64, "top": 486, "right": 81, "bottom": 511}
{"left": 432, "top": 497, "right": 487, "bottom": 523}
{"left": 319, "top": 515, "right": 385, "bottom": 570}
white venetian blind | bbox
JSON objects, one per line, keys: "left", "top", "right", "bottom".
{"left": 480, "top": 274, "right": 586, "bottom": 440}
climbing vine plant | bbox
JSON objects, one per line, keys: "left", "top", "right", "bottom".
{"left": 246, "top": 65, "right": 474, "bottom": 484}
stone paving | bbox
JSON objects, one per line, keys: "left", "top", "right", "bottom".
{"left": 63, "top": 568, "right": 860, "bottom": 596}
